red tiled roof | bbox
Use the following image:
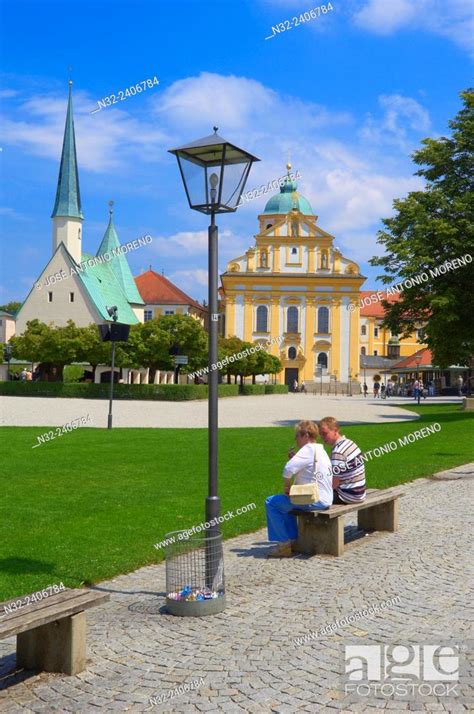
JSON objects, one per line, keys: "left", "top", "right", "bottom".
{"left": 359, "top": 290, "right": 402, "bottom": 318}
{"left": 392, "top": 348, "right": 432, "bottom": 369}
{"left": 134, "top": 270, "right": 204, "bottom": 311}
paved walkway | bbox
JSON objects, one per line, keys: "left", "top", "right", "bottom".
{"left": 1, "top": 465, "right": 472, "bottom": 712}
{"left": 0, "top": 394, "right": 434, "bottom": 428}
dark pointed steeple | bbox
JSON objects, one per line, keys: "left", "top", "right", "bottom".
{"left": 51, "top": 81, "right": 83, "bottom": 219}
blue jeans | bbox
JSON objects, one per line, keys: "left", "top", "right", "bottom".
{"left": 265, "top": 493, "right": 329, "bottom": 543}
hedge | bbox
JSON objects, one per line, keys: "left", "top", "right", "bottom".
{"left": 264, "top": 384, "right": 288, "bottom": 394}
{"left": 0, "top": 381, "right": 239, "bottom": 401}
{"left": 240, "top": 384, "right": 265, "bottom": 395}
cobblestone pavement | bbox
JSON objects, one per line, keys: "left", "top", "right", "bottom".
{"left": 0, "top": 394, "right": 428, "bottom": 429}
{"left": 1, "top": 466, "right": 472, "bottom": 713}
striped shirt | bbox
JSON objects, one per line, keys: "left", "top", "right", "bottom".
{"left": 331, "top": 436, "right": 366, "bottom": 503}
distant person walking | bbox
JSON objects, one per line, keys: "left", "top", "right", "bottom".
{"left": 457, "top": 376, "right": 464, "bottom": 396}
{"left": 373, "top": 381, "right": 380, "bottom": 398}
{"left": 413, "top": 379, "right": 421, "bottom": 404}
{"left": 293, "top": 379, "right": 298, "bottom": 393}
{"left": 363, "top": 382, "right": 368, "bottom": 398}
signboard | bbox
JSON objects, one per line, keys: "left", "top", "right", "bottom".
{"left": 174, "top": 355, "right": 189, "bottom": 365}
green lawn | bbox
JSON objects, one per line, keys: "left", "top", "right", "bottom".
{"left": 1, "top": 403, "right": 472, "bottom": 600}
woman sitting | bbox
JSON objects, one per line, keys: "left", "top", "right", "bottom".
{"left": 265, "top": 420, "right": 333, "bottom": 558}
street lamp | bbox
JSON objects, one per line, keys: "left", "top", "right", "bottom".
{"left": 3, "top": 344, "right": 12, "bottom": 381}
{"left": 98, "top": 306, "right": 130, "bottom": 429}
{"left": 169, "top": 129, "right": 259, "bottom": 587}
{"left": 414, "top": 353, "right": 422, "bottom": 404}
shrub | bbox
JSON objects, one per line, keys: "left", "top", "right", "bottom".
{"left": 0, "top": 382, "right": 239, "bottom": 401}
{"left": 264, "top": 384, "right": 288, "bottom": 394}
{"left": 240, "top": 384, "right": 265, "bottom": 395}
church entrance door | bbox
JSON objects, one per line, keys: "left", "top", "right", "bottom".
{"left": 285, "top": 367, "right": 299, "bottom": 391}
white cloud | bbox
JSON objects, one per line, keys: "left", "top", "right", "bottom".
{"left": 353, "top": 0, "right": 474, "bottom": 53}
{"left": 359, "top": 94, "right": 431, "bottom": 149}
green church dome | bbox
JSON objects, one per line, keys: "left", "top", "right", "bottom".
{"left": 263, "top": 165, "right": 313, "bottom": 216}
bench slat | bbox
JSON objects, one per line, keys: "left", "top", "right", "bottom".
{"left": 293, "top": 488, "right": 404, "bottom": 520}
{"left": 0, "top": 589, "right": 109, "bottom": 639}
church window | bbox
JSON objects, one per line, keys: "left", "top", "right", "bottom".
{"left": 361, "top": 347, "right": 366, "bottom": 356}
{"left": 288, "top": 346, "right": 297, "bottom": 360}
{"left": 69, "top": 292, "right": 74, "bottom": 303}
{"left": 374, "top": 350, "right": 378, "bottom": 356}
{"left": 48, "top": 292, "right": 53, "bottom": 302}
{"left": 144, "top": 310, "right": 153, "bottom": 322}
{"left": 361, "top": 325, "right": 367, "bottom": 336}
{"left": 266, "top": 223, "right": 272, "bottom": 230}
{"left": 374, "top": 327, "right": 379, "bottom": 337}
{"left": 287, "top": 306, "right": 298, "bottom": 333}
{"left": 317, "top": 352, "right": 328, "bottom": 369}
{"left": 291, "top": 247, "right": 298, "bottom": 255}
{"left": 318, "top": 306, "right": 329, "bottom": 333}
{"left": 256, "top": 305, "right": 268, "bottom": 332}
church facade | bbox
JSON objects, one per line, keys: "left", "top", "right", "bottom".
{"left": 221, "top": 167, "right": 365, "bottom": 387}
{"left": 15, "top": 82, "right": 144, "bottom": 335}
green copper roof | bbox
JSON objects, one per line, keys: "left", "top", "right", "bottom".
{"left": 263, "top": 170, "right": 313, "bottom": 216}
{"left": 78, "top": 252, "right": 140, "bottom": 324}
{"left": 51, "top": 82, "right": 83, "bottom": 220}
{"left": 96, "top": 211, "right": 144, "bottom": 306}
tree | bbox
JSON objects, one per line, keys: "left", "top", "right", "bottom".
{"left": 370, "top": 89, "right": 474, "bottom": 368}
{"left": 154, "top": 314, "right": 208, "bottom": 376}
{"left": 0, "top": 301, "right": 22, "bottom": 315}
{"left": 11, "top": 319, "right": 83, "bottom": 381}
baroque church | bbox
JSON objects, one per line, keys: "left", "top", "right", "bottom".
{"left": 221, "top": 166, "right": 365, "bottom": 387}
{"left": 15, "top": 82, "right": 144, "bottom": 335}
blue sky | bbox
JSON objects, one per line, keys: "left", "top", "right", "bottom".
{"left": 0, "top": 0, "right": 472, "bottom": 305}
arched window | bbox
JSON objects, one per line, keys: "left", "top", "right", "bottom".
{"left": 288, "top": 346, "right": 297, "bottom": 360}
{"left": 266, "top": 223, "right": 272, "bottom": 230}
{"left": 291, "top": 247, "right": 298, "bottom": 255}
{"left": 361, "top": 346, "right": 366, "bottom": 356}
{"left": 317, "top": 353, "right": 328, "bottom": 369}
{"left": 361, "top": 325, "right": 367, "bottom": 336}
{"left": 318, "top": 306, "right": 329, "bottom": 333}
{"left": 256, "top": 305, "right": 268, "bottom": 332}
{"left": 287, "top": 306, "right": 298, "bottom": 333}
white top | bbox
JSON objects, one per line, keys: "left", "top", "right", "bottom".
{"left": 283, "top": 443, "right": 333, "bottom": 507}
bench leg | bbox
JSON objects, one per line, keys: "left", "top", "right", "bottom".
{"left": 358, "top": 499, "right": 399, "bottom": 532}
{"left": 295, "top": 516, "right": 344, "bottom": 556}
{"left": 17, "top": 611, "right": 86, "bottom": 675}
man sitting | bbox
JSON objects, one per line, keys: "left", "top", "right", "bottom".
{"left": 319, "top": 417, "right": 366, "bottom": 504}
{"left": 265, "top": 420, "right": 333, "bottom": 558}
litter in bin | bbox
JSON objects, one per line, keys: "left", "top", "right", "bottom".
{"left": 167, "top": 586, "right": 223, "bottom": 602}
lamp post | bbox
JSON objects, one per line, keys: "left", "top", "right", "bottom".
{"left": 3, "top": 344, "right": 12, "bottom": 380}
{"left": 414, "top": 353, "right": 422, "bottom": 404}
{"left": 169, "top": 129, "right": 259, "bottom": 587}
{"left": 98, "top": 307, "right": 130, "bottom": 429}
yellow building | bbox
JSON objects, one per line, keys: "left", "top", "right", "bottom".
{"left": 359, "top": 292, "right": 427, "bottom": 359}
{"left": 221, "top": 166, "right": 365, "bottom": 387}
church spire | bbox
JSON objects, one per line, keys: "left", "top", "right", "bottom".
{"left": 51, "top": 81, "right": 83, "bottom": 219}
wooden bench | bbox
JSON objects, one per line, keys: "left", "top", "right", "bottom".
{"left": 0, "top": 588, "right": 109, "bottom": 675}
{"left": 291, "top": 488, "right": 404, "bottom": 557}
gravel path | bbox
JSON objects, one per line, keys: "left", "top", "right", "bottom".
{"left": 1, "top": 464, "right": 472, "bottom": 712}
{"left": 0, "top": 394, "right": 424, "bottom": 429}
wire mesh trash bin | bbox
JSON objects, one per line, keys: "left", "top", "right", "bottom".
{"left": 165, "top": 530, "right": 226, "bottom": 616}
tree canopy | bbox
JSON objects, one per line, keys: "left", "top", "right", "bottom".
{"left": 370, "top": 89, "right": 474, "bottom": 368}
